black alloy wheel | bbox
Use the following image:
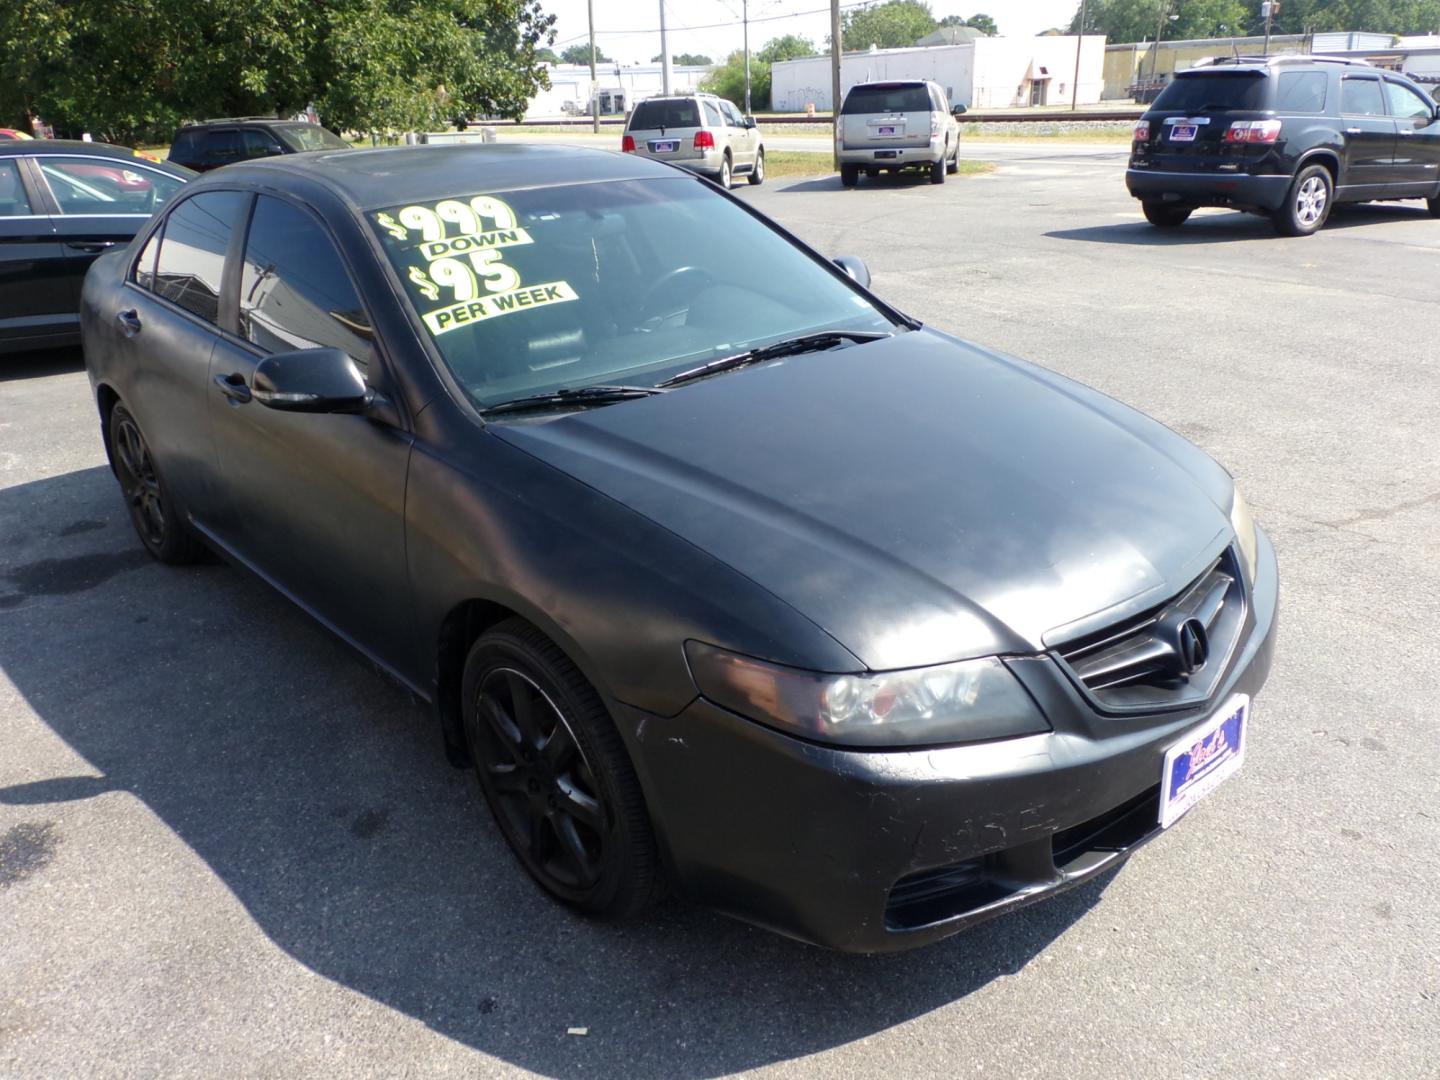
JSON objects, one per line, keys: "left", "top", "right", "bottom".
{"left": 108, "top": 402, "right": 203, "bottom": 564}
{"left": 1142, "top": 201, "right": 1193, "bottom": 227}
{"left": 461, "top": 619, "right": 662, "bottom": 918}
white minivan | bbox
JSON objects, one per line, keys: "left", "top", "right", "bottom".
{"left": 836, "top": 80, "right": 966, "bottom": 187}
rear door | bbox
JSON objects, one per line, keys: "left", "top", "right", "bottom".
{"left": 1338, "top": 74, "right": 1397, "bottom": 193}
{"left": 206, "top": 192, "right": 416, "bottom": 673}
{"left": 840, "top": 83, "right": 933, "bottom": 150}
{"left": 1383, "top": 77, "right": 1440, "bottom": 190}
{"left": 0, "top": 157, "right": 69, "bottom": 349}
{"left": 31, "top": 154, "right": 187, "bottom": 309}
{"left": 199, "top": 128, "right": 245, "bottom": 171}
{"left": 626, "top": 98, "right": 704, "bottom": 168}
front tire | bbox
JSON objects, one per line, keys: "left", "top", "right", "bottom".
{"left": 461, "top": 619, "right": 662, "bottom": 920}
{"left": 108, "top": 401, "right": 204, "bottom": 564}
{"left": 1142, "top": 201, "right": 1193, "bottom": 227}
{"left": 1273, "top": 164, "right": 1333, "bottom": 236}
{"left": 747, "top": 148, "right": 765, "bottom": 185}
{"left": 946, "top": 142, "right": 959, "bottom": 174}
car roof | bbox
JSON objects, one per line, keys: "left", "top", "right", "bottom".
{"left": 180, "top": 118, "right": 318, "bottom": 129}
{"left": 221, "top": 143, "right": 687, "bottom": 211}
{"left": 0, "top": 139, "right": 182, "bottom": 166}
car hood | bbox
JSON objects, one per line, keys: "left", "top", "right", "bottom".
{"left": 492, "top": 330, "right": 1232, "bottom": 670}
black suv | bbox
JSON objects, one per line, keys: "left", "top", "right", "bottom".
{"left": 168, "top": 118, "right": 350, "bottom": 172}
{"left": 1126, "top": 56, "right": 1440, "bottom": 235}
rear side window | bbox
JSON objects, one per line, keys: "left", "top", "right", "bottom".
{"left": 1151, "top": 73, "right": 1267, "bottom": 111}
{"left": 37, "top": 158, "right": 184, "bottom": 215}
{"left": 239, "top": 195, "right": 373, "bottom": 366}
{"left": 842, "top": 85, "right": 932, "bottom": 114}
{"left": 1341, "top": 77, "right": 1385, "bottom": 116}
{"left": 0, "top": 161, "right": 32, "bottom": 216}
{"left": 629, "top": 100, "right": 701, "bottom": 129}
{"left": 1384, "top": 79, "right": 1434, "bottom": 120}
{"left": 1275, "top": 71, "right": 1327, "bottom": 113}
{"left": 151, "top": 190, "right": 248, "bottom": 323}
{"left": 170, "top": 129, "right": 202, "bottom": 160}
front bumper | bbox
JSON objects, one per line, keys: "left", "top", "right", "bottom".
{"left": 1126, "top": 167, "right": 1291, "bottom": 212}
{"left": 617, "top": 529, "right": 1279, "bottom": 953}
{"left": 838, "top": 143, "right": 942, "bottom": 168}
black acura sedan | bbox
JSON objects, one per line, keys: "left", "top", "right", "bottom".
{"left": 2, "top": 140, "right": 190, "bottom": 353}
{"left": 81, "top": 144, "right": 1277, "bottom": 952}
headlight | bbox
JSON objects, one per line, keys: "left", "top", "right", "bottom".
{"left": 684, "top": 642, "right": 1049, "bottom": 748}
{"left": 1229, "top": 484, "right": 1259, "bottom": 583}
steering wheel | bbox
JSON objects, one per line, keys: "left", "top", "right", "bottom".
{"left": 634, "top": 265, "right": 714, "bottom": 325}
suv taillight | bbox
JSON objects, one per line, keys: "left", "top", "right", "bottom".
{"left": 621, "top": 134, "right": 636, "bottom": 153}
{"left": 1133, "top": 120, "right": 1150, "bottom": 142}
{"left": 1225, "top": 120, "right": 1283, "bottom": 144}
{"left": 694, "top": 130, "right": 715, "bottom": 150}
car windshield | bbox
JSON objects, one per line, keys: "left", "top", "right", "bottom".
{"left": 1152, "top": 72, "right": 1268, "bottom": 111}
{"left": 628, "top": 100, "right": 701, "bottom": 129}
{"left": 369, "top": 177, "right": 896, "bottom": 409}
{"left": 277, "top": 124, "right": 350, "bottom": 151}
{"left": 842, "top": 85, "right": 931, "bottom": 114}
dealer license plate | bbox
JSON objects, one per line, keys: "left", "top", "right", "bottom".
{"left": 878, "top": 125, "right": 897, "bottom": 136}
{"left": 1169, "top": 124, "right": 1198, "bottom": 142}
{"left": 652, "top": 140, "right": 678, "bottom": 153}
{"left": 1159, "top": 694, "right": 1248, "bottom": 829}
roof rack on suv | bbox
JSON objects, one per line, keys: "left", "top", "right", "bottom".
{"left": 183, "top": 117, "right": 290, "bottom": 126}
{"left": 1191, "top": 54, "right": 1373, "bottom": 69}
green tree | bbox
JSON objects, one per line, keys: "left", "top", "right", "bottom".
{"left": 840, "top": 0, "right": 938, "bottom": 49}
{"left": 965, "top": 13, "right": 998, "bottom": 34}
{"left": 560, "top": 42, "right": 609, "bottom": 64}
{"left": 757, "top": 34, "right": 816, "bottom": 62}
{"left": 700, "top": 50, "right": 771, "bottom": 111}
{"left": 652, "top": 52, "right": 713, "bottom": 64}
{"left": 1068, "top": 0, "right": 1249, "bottom": 42}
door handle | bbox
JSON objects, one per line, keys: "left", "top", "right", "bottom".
{"left": 116, "top": 309, "right": 142, "bottom": 337}
{"left": 65, "top": 240, "right": 118, "bottom": 253}
{"left": 1344, "top": 127, "right": 1363, "bottom": 135}
{"left": 1399, "top": 128, "right": 1416, "bottom": 136}
{"left": 213, "top": 373, "right": 252, "bottom": 404}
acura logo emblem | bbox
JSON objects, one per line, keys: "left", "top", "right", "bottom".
{"left": 1175, "top": 618, "right": 1209, "bottom": 676}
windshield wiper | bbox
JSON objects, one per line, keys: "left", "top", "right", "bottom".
{"left": 479, "top": 384, "right": 667, "bottom": 417}
{"left": 656, "top": 330, "right": 892, "bottom": 388}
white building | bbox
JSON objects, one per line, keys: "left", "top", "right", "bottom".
{"left": 768, "top": 35, "right": 1106, "bottom": 114}
{"left": 527, "top": 64, "right": 712, "bottom": 119}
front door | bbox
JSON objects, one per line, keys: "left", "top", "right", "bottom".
{"left": 1383, "top": 78, "right": 1440, "bottom": 191}
{"left": 206, "top": 193, "right": 418, "bottom": 678}
{"left": 1338, "top": 74, "right": 1398, "bottom": 194}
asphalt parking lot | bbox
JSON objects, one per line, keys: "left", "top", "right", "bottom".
{"left": 3, "top": 155, "right": 1438, "bottom": 1079}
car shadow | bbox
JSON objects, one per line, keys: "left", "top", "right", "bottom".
{"left": 777, "top": 171, "right": 947, "bottom": 194}
{"left": 1048, "top": 200, "right": 1436, "bottom": 245}
{"left": 0, "top": 465, "right": 1119, "bottom": 1079}
{"left": 0, "top": 345, "right": 85, "bottom": 383}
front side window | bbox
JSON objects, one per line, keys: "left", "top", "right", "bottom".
{"left": 1341, "top": 76, "right": 1386, "bottom": 116}
{"left": 1384, "top": 79, "right": 1434, "bottom": 120}
{"left": 0, "top": 161, "right": 32, "bottom": 216}
{"left": 150, "top": 190, "right": 248, "bottom": 323}
{"left": 203, "top": 130, "right": 243, "bottom": 166}
{"left": 239, "top": 195, "right": 372, "bottom": 366}
{"left": 134, "top": 229, "right": 161, "bottom": 290}
{"left": 241, "top": 129, "right": 284, "bottom": 159}
{"left": 38, "top": 157, "right": 183, "bottom": 215}
{"left": 369, "top": 178, "right": 895, "bottom": 409}
{"left": 721, "top": 100, "right": 745, "bottom": 126}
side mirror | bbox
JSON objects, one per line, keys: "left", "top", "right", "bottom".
{"left": 251, "top": 347, "right": 369, "bottom": 413}
{"left": 744, "top": 116, "right": 757, "bottom": 129}
{"left": 952, "top": 104, "right": 968, "bottom": 117}
{"left": 832, "top": 255, "right": 871, "bottom": 289}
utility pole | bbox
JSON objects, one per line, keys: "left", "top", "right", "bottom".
{"left": 1149, "top": 2, "right": 1169, "bottom": 84}
{"left": 743, "top": 0, "right": 752, "bottom": 115}
{"left": 588, "top": 0, "right": 599, "bottom": 133}
{"left": 1262, "top": 1, "right": 1275, "bottom": 56}
{"left": 659, "top": 0, "right": 672, "bottom": 95}
{"left": 1071, "top": 0, "right": 1087, "bottom": 111}
{"left": 830, "top": 0, "right": 842, "bottom": 169}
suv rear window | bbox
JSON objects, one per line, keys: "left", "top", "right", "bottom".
{"left": 1151, "top": 72, "right": 1267, "bottom": 111}
{"left": 629, "top": 100, "right": 701, "bottom": 129}
{"left": 842, "top": 85, "right": 932, "bottom": 114}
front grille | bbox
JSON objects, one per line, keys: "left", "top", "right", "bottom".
{"left": 1053, "top": 548, "right": 1246, "bottom": 713}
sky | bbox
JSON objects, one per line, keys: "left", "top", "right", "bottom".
{"left": 543, "top": 0, "right": 1084, "bottom": 67}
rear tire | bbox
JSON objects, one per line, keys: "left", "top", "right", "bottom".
{"left": 840, "top": 163, "right": 859, "bottom": 187}
{"left": 1142, "top": 201, "right": 1193, "bottom": 227}
{"left": 930, "top": 157, "right": 947, "bottom": 184}
{"left": 107, "top": 401, "right": 204, "bottom": 565}
{"left": 461, "top": 619, "right": 663, "bottom": 920}
{"left": 747, "top": 148, "right": 764, "bottom": 185}
{"left": 1426, "top": 194, "right": 1440, "bottom": 218}
{"left": 1272, "top": 164, "right": 1332, "bottom": 236}
{"left": 718, "top": 154, "right": 732, "bottom": 189}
